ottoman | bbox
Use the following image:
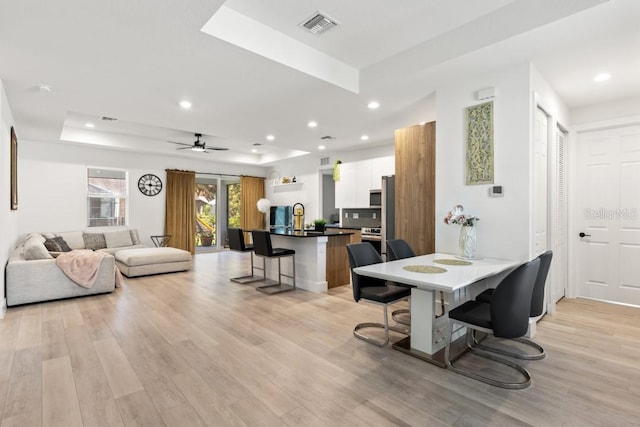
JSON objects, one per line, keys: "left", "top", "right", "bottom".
{"left": 115, "top": 247, "right": 192, "bottom": 277}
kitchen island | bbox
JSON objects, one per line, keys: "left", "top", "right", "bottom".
{"left": 268, "top": 229, "right": 357, "bottom": 293}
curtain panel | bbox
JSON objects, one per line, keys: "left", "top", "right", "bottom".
{"left": 240, "top": 176, "right": 265, "bottom": 241}
{"left": 165, "top": 169, "right": 196, "bottom": 254}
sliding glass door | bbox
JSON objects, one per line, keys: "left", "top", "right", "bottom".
{"left": 194, "top": 174, "right": 241, "bottom": 251}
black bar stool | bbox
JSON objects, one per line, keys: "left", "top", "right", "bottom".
{"left": 227, "top": 228, "right": 263, "bottom": 284}
{"left": 250, "top": 230, "right": 296, "bottom": 295}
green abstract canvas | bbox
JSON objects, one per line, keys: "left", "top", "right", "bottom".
{"left": 465, "top": 101, "right": 494, "bottom": 185}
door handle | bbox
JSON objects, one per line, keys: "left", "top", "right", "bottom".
{"left": 579, "top": 232, "right": 591, "bottom": 238}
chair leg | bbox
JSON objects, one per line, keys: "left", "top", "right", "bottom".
{"left": 256, "top": 255, "right": 295, "bottom": 295}
{"left": 471, "top": 331, "right": 545, "bottom": 360}
{"left": 445, "top": 321, "right": 532, "bottom": 389}
{"left": 230, "top": 252, "right": 263, "bottom": 284}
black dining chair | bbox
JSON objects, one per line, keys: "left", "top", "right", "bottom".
{"left": 346, "top": 242, "right": 411, "bottom": 347}
{"left": 250, "top": 230, "right": 296, "bottom": 295}
{"left": 386, "top": 239, "right": 446, "bottom": 323}
{"left": 474, "top": 250, "right": 553, "bottom": 360}
{"left": 444, "top": 257, "right": 540, "bottom": 389}
{"left": 227, "top": 228, "right": 263, "bottom": 284}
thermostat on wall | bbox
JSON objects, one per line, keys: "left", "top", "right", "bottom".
{"left": 488, "top": 185, "right": 504, "bottom": 197}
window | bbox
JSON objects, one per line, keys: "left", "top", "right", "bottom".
{"left": 87, "top": 168, "right": 128, "bottom": 227}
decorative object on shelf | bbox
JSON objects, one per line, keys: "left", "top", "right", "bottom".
{"left": 268, "top": 171, "right": 281, "bottom": 186}
{"left": 444, "top": 205, "right": 479, "bottom": 259}
{"left": 10, "top": 126, "right": 18, "bottom": 210}
{"left": 465, "top": 101, "right": 494, "bottom": 185}
{"left": 281, "top": 176, "right": 291, "bottom": 184}
{"left": 137, "top": 173, "right": 163, "bottom": 196}
{"left": 312, "top": 218, "right": 327, "bottom": 232}
{"left": 333, "top": 160, "right": 342, "bottom": 181}
{"left": 292, "top": 176, "right": 296, "bottom": 182}
{"left": 256, "top": 198, "right": 271, "bottom": 229}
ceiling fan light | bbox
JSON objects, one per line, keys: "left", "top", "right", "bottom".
{"left": 191, "top": 146, "right": 205, "bottom": 152}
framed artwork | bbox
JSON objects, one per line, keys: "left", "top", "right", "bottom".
{"left": 465, "top": 101, "right": 494, "bottom": 185}
{"left": 10, "top": 126, "right": 18, "bottom": 210}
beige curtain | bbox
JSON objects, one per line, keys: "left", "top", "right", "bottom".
{"left": 240, "top": 176, "right": 265, "bottom": 240}
{"left": 165, "top": 169, "right": 196, "bottom": 254}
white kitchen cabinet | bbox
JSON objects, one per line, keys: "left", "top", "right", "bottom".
{"left": 334, "top": 156, "right": 395, "bottom": 208}
{"left": 334, "top": 162, "right": 357, "bottom": 208}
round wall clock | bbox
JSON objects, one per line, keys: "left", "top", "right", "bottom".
{"left": 138, "top": 174, "right": 163, "bottom": 196}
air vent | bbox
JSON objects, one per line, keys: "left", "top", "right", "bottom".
{"left": 100, "top": 116, "right": 118, "bottom": 121}
{"left": 299, "top": 11, "right": 339, "bottom": 35}
{"left": 320, "top": 157, "right": 330, "bottom": 166}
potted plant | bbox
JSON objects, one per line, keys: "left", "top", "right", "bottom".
{"left": 199, "top": 231, "right": 214, "bottom": 246}
{"left": 313, "top": 218, "right": 327, "bottom": 232}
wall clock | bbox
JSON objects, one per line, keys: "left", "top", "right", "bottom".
{"left": 138, "top": 173, "right": 163, "bottom": 196}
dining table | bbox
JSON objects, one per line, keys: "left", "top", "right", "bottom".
{"left": 353, "top": 252, "right": 519, "bottom": 367}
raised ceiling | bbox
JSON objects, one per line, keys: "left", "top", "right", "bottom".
{"left": 0, "top": 0, "right": 638, "bottom": 165}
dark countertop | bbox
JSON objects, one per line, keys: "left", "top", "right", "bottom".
{"left": 324, "top": 225, "right": 364, "bottom": 230}
{"left": 270, "top": 229, "right": 355, "bottom": 238}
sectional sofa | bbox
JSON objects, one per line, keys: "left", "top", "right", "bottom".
{"left": 5, "top": 229, "right": 191, "bottom": 306}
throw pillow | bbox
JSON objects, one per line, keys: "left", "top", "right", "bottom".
{"left": 24, "top": 234, "right": 53, "bottom": 260}
{"left": 44, "top": 236, "right": 72, "bottom": 252}
{"left": 57, "top": 231, "right": 85, "bottom": 250}
{"left": 130, "top": 229, "right": 141, "bottom": 245}
{"left": 82, "top": 232, "right": 107, "bottom": 250}
{"left": 104, "top": 230, "right": 133, "bottom": 248}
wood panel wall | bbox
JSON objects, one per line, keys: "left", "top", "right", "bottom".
{"left": 394, "top": 122, "right": 435, "bottom": 255}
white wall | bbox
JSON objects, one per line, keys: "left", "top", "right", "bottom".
{"left": 435, "top": 62, "right": 532, "bottom": 261}
{"left": 0, "top": 79, "right": 18, "bottom": 316}
{"left": 570, "top": 95, "right": 640, "bottom": 126}
{"left": 18, "top": 140, "right": 266, "bottom": 246}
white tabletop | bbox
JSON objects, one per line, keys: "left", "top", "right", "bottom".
{"left": 353, "top": 253, "right": 519, "bottom": 292}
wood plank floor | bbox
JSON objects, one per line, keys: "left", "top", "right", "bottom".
{"left": 1, "top": 251, "right": 639, "bottom": 426}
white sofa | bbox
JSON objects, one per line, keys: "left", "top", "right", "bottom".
{"left": 6, "top": 229, "right": 146, "bottom": 306}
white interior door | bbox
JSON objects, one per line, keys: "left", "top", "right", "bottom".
{"left": 575, "top": 124, "right": 640, "bottom": 306}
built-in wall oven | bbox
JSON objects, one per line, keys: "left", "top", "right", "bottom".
{"left": 361, "top": 227, "right": 382, "bottom": 254}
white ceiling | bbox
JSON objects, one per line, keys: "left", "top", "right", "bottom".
{"left": 0, "top": 0, "right": 638, "bottom": 165}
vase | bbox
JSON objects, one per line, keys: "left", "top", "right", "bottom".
{"left": 458, "top": 225, "right": 477, "bottom": 259}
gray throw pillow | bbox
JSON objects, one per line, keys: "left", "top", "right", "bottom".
{"left": 82, "top": 232, "right": 107, "bottom": 250}
{"left": 44, "top": 236, "right": 72, "bottom": 252}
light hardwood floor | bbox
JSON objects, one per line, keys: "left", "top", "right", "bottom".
{"left": 1, "top": 251, "right": 639, "bottom": 426}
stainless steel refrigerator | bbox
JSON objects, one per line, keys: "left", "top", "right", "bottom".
{"left": 380, "top": 175, "right": 395, "bottom": 260}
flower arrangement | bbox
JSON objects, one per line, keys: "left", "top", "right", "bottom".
{"left": 444, "top": 204, "right": 479, "bottom": 227}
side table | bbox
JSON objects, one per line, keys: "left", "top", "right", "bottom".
{"left": 151, "top": 235, "right": 172, "bottom": 247}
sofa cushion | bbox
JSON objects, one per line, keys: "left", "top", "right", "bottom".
{"left": 115, "top": 247, "right": 192, "bottom": 266}
{"left": 83, "top": 232, "right": 107, "bottom": 250}
{"left": 57, "top": 231, "right": 85, "bottom": 250}
{"left": 104, "top": 230, "right": 133, "bottom": 248}
{"left": 130, "top": 229, "right": 141, "bottom": 245}
{"left": 24, "top": 234, "right": 53, "bottom": 260}
{"left": 44, "top": 236, "right": 72, "bottom": 252}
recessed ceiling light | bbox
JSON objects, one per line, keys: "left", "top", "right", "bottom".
{"left": 308, "top": 121, "right": 318, "bottom": 128}
{"left": 318, "top": 145, "right": 326, "bottom": 150}
{"left": 38, "top": 84, "right": 53, "bottom": 94}
{"left": 266, "top": 134, "right": 275, "bottom": 141}
{"left": 251, "top": 148, "right": 258, "bottom": 153}
{"left": 179, "top": 100, "right": 192, "bottom": 109}
{"left": 367, "top": 101, "right": 380, "bottom": 109}
{"left": 593, "top": 73, "right": 611, "bottom": 83}
{"left": 360, "top": 135, "right": 369, "bottom": 141}
{"left": 85, "top": 123, "right": 95, "bottom": 128}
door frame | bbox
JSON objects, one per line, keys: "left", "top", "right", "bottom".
{"left": 568, "top": 114, "right": 640, "bottom": 303}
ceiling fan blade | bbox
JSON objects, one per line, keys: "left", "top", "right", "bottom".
{"left": 168, "top": 141, "right": 192, "bottom": 147}
{"left": 209, "top": 147, "right": 229, "bottom": 151}
{"left": 176, "top": 146, "right": 192, "bottom": 150}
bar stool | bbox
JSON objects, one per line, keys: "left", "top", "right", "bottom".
{"left": 227, "top": 228, "right": 263, "bottom": 284}
{"left": 250, "top": 230, "right": 296, "bottom": 295}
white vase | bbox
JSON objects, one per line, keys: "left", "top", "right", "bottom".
{"left": 459, "top": 225, "right": 477, "bottom": 259}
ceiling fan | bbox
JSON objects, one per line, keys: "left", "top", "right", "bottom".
{"left": 168, "top": 133, "right": 228, "bottom": 153}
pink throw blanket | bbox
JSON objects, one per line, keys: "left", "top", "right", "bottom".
{"left": 56, "top": 250, "right": 120, "bottom": 289}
